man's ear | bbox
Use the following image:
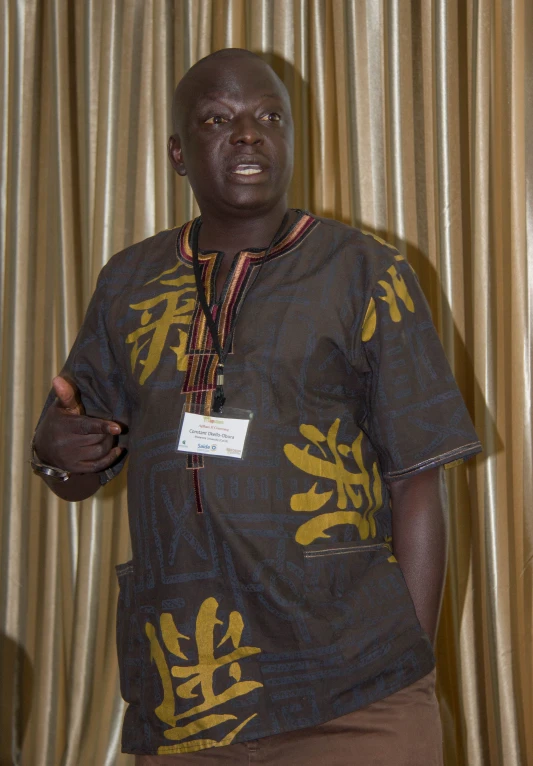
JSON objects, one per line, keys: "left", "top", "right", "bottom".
{"left": 168, "top": 134, "right": 187, "bottom": 176}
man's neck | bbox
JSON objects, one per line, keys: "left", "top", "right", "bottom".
{"left": 197, "top": 201, "right": 291, "bottom": 255}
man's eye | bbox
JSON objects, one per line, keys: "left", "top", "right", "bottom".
{"left": 204, "top": 115, "right": 227, "bottom": 124}
{"left": 261, "top": 113, "right": 281, "bottom": 122}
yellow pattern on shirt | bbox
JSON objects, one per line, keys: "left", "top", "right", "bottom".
{"left": 145, "top": 597, "right": 262, "bottom": 754}
{"left": 362, "top": 259, "right": 415, "bottom": 342}
{"left": 126, "top": 268, "right": 196, "bottom": 384}
{"left": 284, "top": 419, "right": 383, "bottom": 545}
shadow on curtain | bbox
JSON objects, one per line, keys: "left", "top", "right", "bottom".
{"left": 0, "top": 2, "right": 531, "bottom": 765}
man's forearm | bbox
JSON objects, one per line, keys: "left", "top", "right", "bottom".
{"left": 389, "top": 467, "right": 448, "bottom": 645}
{"left": 40, "top": 472, "right": 102, "bottom": 502}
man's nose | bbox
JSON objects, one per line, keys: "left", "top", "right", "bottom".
{"left": 230, "top": 116, "right": 263, "bottom": 145}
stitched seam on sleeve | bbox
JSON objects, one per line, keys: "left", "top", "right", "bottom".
{"left": 384, "top": 441, "right": 482, "bottom": 480}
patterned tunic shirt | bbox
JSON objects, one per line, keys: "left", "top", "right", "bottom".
{"left": 45, "top": 211, "right": 481, "bottom": 755}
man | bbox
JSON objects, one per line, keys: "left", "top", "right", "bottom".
{"left": 33, "top": 49, "right": 481, "bottom": 764}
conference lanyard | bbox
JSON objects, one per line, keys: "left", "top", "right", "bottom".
{"left": 191, "top": 211, "right": 290, "bottom": 413}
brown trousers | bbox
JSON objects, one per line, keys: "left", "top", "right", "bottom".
{"left": 134, "top": 669, "right": 442, "bottom": 766}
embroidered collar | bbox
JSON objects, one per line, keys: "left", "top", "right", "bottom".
{"left": 176, "top": 209, "right": 317, "bottom": 265}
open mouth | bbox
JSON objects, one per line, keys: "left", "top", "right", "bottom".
{"left": 232, "top": 164, "right": 264, "bottom": 176}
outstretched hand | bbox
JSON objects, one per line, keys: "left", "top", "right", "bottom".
{"left": 33, "top": 376, "right": 123, "bottom": 474}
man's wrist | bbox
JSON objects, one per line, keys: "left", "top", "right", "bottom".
{"left": 30, "top": 441, "right": 71, "bottom": 482}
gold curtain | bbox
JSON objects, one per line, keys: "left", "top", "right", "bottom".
{"left": 1, "top": 1, "right": 531, "bottom": 764}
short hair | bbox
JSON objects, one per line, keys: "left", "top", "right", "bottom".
{"left": 172, "top": 48, "right": 289, "bottom": 134}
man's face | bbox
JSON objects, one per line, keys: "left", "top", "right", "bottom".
{"left": 169, "top": 57, "right": 294, "bottom": 218}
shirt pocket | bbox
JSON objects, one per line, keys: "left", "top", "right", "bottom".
{"left": 303, "top": 541, "right": 390, "bottom": 561}
{"left": 302, "top": 540, "right": 427, "bottom": 658}
{"left": 303, "top": 540, "right": 391, "bottom": 596}
{"left": 115, "top": 560, "right": 143, "bottom": 705}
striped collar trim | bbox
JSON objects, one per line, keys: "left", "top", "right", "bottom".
{"left": 176, "top": 210, "right": 317, "bottom": 265}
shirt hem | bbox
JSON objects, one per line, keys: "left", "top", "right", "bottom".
{"left": 120, "top": 642, "right": 436, "bottom": 756}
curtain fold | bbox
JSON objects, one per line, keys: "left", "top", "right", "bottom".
{"left": 1, "top": 2, "right": 531, "bottom": 764}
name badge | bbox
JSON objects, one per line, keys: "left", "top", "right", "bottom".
{"left": 176, "top": 407, "right": 253, "bottom": 460}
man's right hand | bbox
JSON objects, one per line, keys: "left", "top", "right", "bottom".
{"left": 33, "top": 376, "right": 123, "bottom": 474}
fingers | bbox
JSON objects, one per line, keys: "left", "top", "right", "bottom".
{"left": 50, "top": 419, "right": 123, "bottom": 471}
{"left": 77, "top": 446, "right": 124, "bottom": 473}
{"left": 36, "top": 377, "right": 124, "bottom": 472}
{"left": 50, "top": 434, "right": 123, "bottom": 473}
{"left": 72, "top": 415, "right": 121, "bottom": 436}
{"left": 74, "top": 432, "right": 121, "bottom": 446}
{"left": 51, "top": 377, "right": 121, "bottom": 434}
{"left": 53, "top": 376, "right": 83, "bottom": 414}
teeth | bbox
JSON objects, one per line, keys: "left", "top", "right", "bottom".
{"left": 234, "top": 166, "right": 262, "bottom": 175}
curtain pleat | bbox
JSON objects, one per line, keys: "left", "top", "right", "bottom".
{"left": 1, "top": 2, "right": 531, "bottom": 765}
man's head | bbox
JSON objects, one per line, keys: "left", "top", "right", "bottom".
{"left": 168, "top": 49, "right": 294, "bottom": 219}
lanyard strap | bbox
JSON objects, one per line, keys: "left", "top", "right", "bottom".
{"left": 191, "top": 211, "right": 290, "bottom": 413}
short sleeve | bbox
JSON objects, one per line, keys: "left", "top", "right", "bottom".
{"left": 36, "top": 265, "right": 131, "bottom": 485}
{"left": 361, "top": 253, "right": 482, "bottom": 480}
